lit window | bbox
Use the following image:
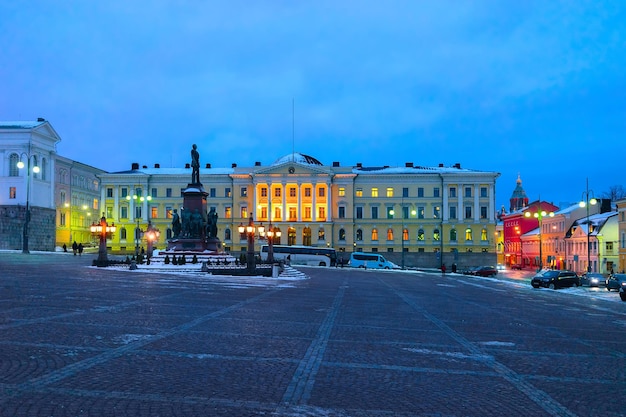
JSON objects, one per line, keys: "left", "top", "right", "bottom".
{"left": 417, "top": 229, "right": 424, "bottom": 241}
{"left": 433, "top": 206, "right": 440, "bottom": 219}
{"left": 225, "top": 188, "right": 231, "bottom": 197}
{"left": 274, "top": 188, "right": 281, "bottom": 197}
{"left": 386, "top": 188, "right": 394, "bottom": 197}
{"left": 387, "top": 228, "right": 394, "bottom": 240}
{"left": 241, "top": 187, "right": 248, "bottom": 197}
{"left": 289, "top": 207, "right": 297, "bottom": 220}
{"left": 305, "top": 187, "right": 311, "bottom": 197}
{"left": 151, "top": 207, "right": 158, "bottom": 218}
{"left": 372, "top": 228, "right": 379, "bottom": 241}
{"left": 274, "top": 207, "right": 282, "bottom": 220}
{"left": 241, "top": 207, "right": 248, "bottom": 219}
{"left": 433, "top": 229, "right": 440, "bottom": 241}
{"left": 339, "top": 187, "right": 345, "bottom": 197}
{"left": 356, "top": 188, "right": 363, "bottom": 197}
{"left": 371, "top": 188, "right": 378, "bottom": 197}
{"left": 290, "top": 187, "right": 296, "bottom": 197}
{"left": 417, "top": 207, "right": 425, "bottom": 219}
{"left": 261, "top": 187, "right": 267, "bottom": 197}
{"left": 259, "top": 206, "right": 266, "bottom": 220}
{"left": 225, "top": 207, "right": 232, "bottom": 219}
{"left": 318, "top": 228, "right": 325, "bottom": 240}
{"left": 481, "top": 228, "right": 488, "bottom": 241}
{"left": 9, "top": 154, "right": 20, "bottom": 176}
{"left": 166, "top": 207, "right": 172, "bottom": 219}
{"left": 402, "top": 228, "right": 409, "bottom": 241}
{"left": 318, "top": 207, "right": 325, "bottom": 219}
{"left": 339, "top": 228, "right": 346, "bottom": 240}
{"left": 304, "top": 206, "right": 312, "bottom": 219}
{"left": 9, "top": 187, "right": 16, "bottom": 199}
{"left": 465, "top": 228, "right": 473, "bottom": 241}
{"left": 356, "top": 229, "right": 363, "bottom": 240}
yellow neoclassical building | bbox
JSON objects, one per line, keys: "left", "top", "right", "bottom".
{"left": 97, "top": 153, "right": 500, "bottom": 266}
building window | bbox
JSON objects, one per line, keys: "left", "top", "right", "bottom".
{"left": 402, "top": 228, "right": 409, "bottom": 241}
{"left": 135, "top": 206, "right": 142, "bottom": 219}
{"left": 450, "top": 205, "right": 457, "bottom": 219}
{"left": 121, "top": 188, "right": 128, "bottom": 198}
{"left": 372, "top": 228, "right": 379, "bottom": 241}
{"left": 465, "top": 228, "right": 473, "bottom": 241}
{"left": 166, "top": 188, "right": 172, "bottom": 197}
{"left": 607, "top": 241, "right": 614, "bottom": 251}
{"left": 225, "top": 187, "right": 231, "bottom": 197}
{"left": 417, "top": 207, "right": 425, "bottom": 219}
{"left": 450, "top": 229, "right": 457, "bottom": 241}
{"left": 290, "top": 187, "right": 296, "bottom": 197}
{"left": 433, "top": 188, "right": 440, "bottom": 198}
{"left": 339, "top": 228, "right": 346, "bottom": 241}
{"left": 120, "top": 228, "right": 127, "bottom": 240}
{"left": 480, "top": 187, "right": 488, "bottom": 198}
{"left": 417, "top": 229, "right": 424, "bottom": 241}
{"left": 151, "top": 188, "right": 157, "bottom": 198}
{"left": 318, "top": 228, "right": 325, "bottom": 240}
{"left": 9, "top": 187, "right": 16, "bottom": 199}
{"left": 465, "top": 206, "right": 472, "bottom": 219}
{"left": 210, "top": 188, "right": 216, "bottom": 198}
{"left": 338, "top": 206, "right": 346, "bottom": 218}
{"left": 289, "top": 207, "right": 297, "bottom": 220}
{"left": 403, "top": 206, "right": 409, "bottom": 219}
{"left": 260, "top": 206, "right": 267, "bottom": 219}
{"left": 356, "top": 229, "right": 363, "bottom": 240}
{"left": 480, "top": 206, "right": 488, "bottom": 219}
{"left": 417, "top": 187, "right": 424, "bottom": 198}
{"left": 403, "top": 187, "right": 409, "bottom": 198}
{"left": 433, "top": 206, "right": 440, "bottom": 219}
{"left": 261, "top": 187, "right": 267, "bottom": 197}
{"left": 223, "top": 207, "right": 230, "bottom": 219}
{"left": 339, "top": 187, "right": 345, "bottom": 197}
{"left": 241, "top": 207, "right": 248, "bottom": 219}
{"left": 433, "top": 229, "right": 440, "bottom": 241}
{"left": 305, "top": 187, "right": 311, "bottom": 197}
{"left": 449, "top": 187, "right": 456, "bottom": 198}
{"left": 224, "top": 228, "right": 231, "bottom": 240}
{"left": 151, "top": 207, "right": 158, "bottom": 218}
{"left": 371, "top": 188, "right": 378, "bottom": 197}
{"left": 372, "top": 206, "right": 378, "bottom": 219}
{"left": 356, "top": 206, "right": 363, "bottom": 219}
{"left": 60, "top": 190, "right": 66, "bottom": 204}
{"left": 166, "top": 207, "right": 172, "bottom": 219}
{"left": 387, "top": 207, "right": 394, "bottom": 219}
{"left": 275, "top": 207, "right": 282, "bottom": 220}
{"left": 92, "top": 198, "right": 98, "bottom": 210}
{"left": 304, "top": 206, "right": 311, "bottom": 219}
{"left": 386, "top": 188, "right": 394, "bottom": 197}
{"left": 465, "top": 187, "right": 472, "bottom": 198}
{"left": 481, "top": 228, "right": 488, "bottom": 241}
{"left": 318, "top": 188, "right": 325, "bottom": 197}
{"left": 241, "top": 187, "right": 248, "bottom": 197}
{"left": 318, "top": 207, "right": 325, "bottom": 219}
{"left": 356, "top": 188, "right": 363, "bottom": 197}
{"left": 60, "top": 212, "right": 66, "bottom": 226}
{"left": 387, "top": 228, "right": 394, "bottom": 240}
{"left": 9, "top": 154, "right": 20, "bottom": 176}
{"left": 106, "top": 188, "right": 113, "bottom": 198}
{"left": 120, "top": 206, "right": 128, "bottom": 219}
{"left": 274, "top": 188, "right": 281, "bottom": 197}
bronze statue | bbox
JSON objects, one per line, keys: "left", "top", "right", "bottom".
{"left": 207, "top": 207, "right": 218, "bottom": 238}
{"left": 191, "top": 144, "right": 200, "bottom": 184}
{"left": 172, "top": 209, "right": 181, "bottom": 238}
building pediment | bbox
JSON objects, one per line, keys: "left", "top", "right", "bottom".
{"left": 253, "top": 162, "right": 333, "bottom": 177}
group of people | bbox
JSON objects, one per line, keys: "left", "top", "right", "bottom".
{"left": 62, "top": 241, "right": 84, "bottom": 255}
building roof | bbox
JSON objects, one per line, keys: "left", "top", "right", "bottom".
{"left": 0, "top": 121, "right": 46, "bottom": 129}
{"left": 272, "top": 152, "right": 323, "bottom": 166}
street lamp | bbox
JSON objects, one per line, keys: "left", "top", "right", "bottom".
{"left": 265, "top": 226, "right": 282, "bottom": 263}
{"left": 145, "top": 221, "right": 160, "bottom": 259}
{"left": 238, "top": 216, "right": 264, "bottom": 273}
{"left": 16, "top": 151, "right": 40, "bottom": 254}
{"left": 390, "top": 200, "right": 416, "bottom": 270}
{"left": 90, "top": 214, "right": 116, "bottom": 266}
{"left": 579, "top": 178, "right": 597, "bottom": 273}
{"left": 525, "top": 203, "right": 554, "bottom": 271}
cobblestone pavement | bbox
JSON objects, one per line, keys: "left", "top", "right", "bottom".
{"left": 1, "top": 252, "right": 625, "bottom": 417}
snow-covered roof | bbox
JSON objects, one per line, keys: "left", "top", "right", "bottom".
{"left": 0, "top": 121, "right": 46, "bottom": 129}
{"left": 107, "top": 167, "right": 234, "bottom": 176}
{"left": 351, "top": 165, "right": 495, "bottom": 175}
{"left": 273, "top": 152, "right": 323, "bottom": 166}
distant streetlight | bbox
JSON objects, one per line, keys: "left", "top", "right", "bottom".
{"left": 525, "top": 201, "right": 554, "bottom": 271}
{"left": 579, "top": 178, "right": 597, "bottom": 273}
{"left": 16, "top": 148, "right": 40, "bottom": 254}
{"left": 90, "top": 214, "right": 116, "bottom": 266}
{"left": 145, "top": 221, "right": 160, "bottom": 259}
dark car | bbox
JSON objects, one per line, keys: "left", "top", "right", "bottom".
{"left": 606, "top": 273, "right": 626, "bottom": 292}
{"left": 619, "top": 287, "right": 626, "bottom": 302}
{"left": 473, "top": 266, "right": 498, "bottom": 277}
{"left": 580, "top": 273, "right": 605, "bottom": 287}
{"left": 531, "top": 270, "right": 580, "bottom": 289}
{"left": 462, "top": 266, "right": 480, "bottom": 275}
{"left": 511, "top": 264, "right": 523, "bottom": 270}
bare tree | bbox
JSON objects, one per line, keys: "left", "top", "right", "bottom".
{"left": 600, "top": 185, "right": 626, "bottom": 201}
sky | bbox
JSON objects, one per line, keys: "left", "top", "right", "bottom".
{"left": 2, "top": 1, "right": 625, "bottom": 211}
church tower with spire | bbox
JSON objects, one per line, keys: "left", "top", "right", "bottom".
{"left": 509, "top": 174, "right": 529, "bottom": 212}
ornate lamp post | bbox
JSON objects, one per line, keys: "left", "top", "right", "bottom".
{"left": 238, "top": 216, "right": 264, "bottom": 273}
{"left": 145, "top": 221, "right": 160, "bottom": 259}
{"left": 579, "top": 178, "right": 597, "bottom": 273}
{"left": 16, "top": 151, "right": 40, "bottom": 254}
{"left": 90, "top": 214, "right": 116, "bottom": 266}
{"left": 265, "top": 226, "right": 282, "bottom": 263}
{"left": 525, "top": 202, "right": 554, "bottom": 271}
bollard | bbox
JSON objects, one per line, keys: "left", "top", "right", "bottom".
{"left": 129, "top": 260, "right": 138, "bottom": 270}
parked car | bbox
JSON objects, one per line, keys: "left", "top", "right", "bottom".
{"left": 580, "top": 273, "right": 605, "bottom": 287}
{"left": 531, "top": 270, "right": 580, "bottom": 289}
{"left": 606, "top": 273, "right": 626, "bottom": 292}
{"left": 462, "top": 266, "right": 480, "bottom": 275}
{"left": 619, "top": 287, "right": 626, "bottom": 302}
{"left": 473, "top": 266, "right": 498, "bottom": 277}
{"left": 511, "top": 264, "right": 523, "bottom": 270}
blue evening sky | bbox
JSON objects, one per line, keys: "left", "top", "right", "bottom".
{"left": 1, "top": 1, "right": 624, "bottom": 211}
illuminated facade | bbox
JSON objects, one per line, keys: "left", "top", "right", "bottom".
{"left": 97, "top": 154, "right": 500, "bottom": 264}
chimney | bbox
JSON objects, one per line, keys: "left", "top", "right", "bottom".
{"left": 232, "top": 163, "right": 237, "bottom": 168}
{"left": 332, "top": 161, "right": 340, "bottom": 167}
{"left": 454, "top": 163, "right": 461, "bottom": 169}
{"left": 37, "top": 117, "right": 45, "bottom": 122}
{"left": 154, "top": 163, "right": 160, "bottom": 168}
{"left": 405, "top": 162, "right": 413, "bottom": 168}
{"left": 185, "top": 163, "right": 190, "bottom": 169}
{"left": 205, "top": 163, "right": 211, "bottom": 169}
{"left": 438, "top": 163, "right": 444, "bottom": 167}
{"left": 255, "top": 161, "right": 261, "bottom": 166}
{"left": 142, "top": 165, "right": 147, "bottom": 169}
{"left": 356, "top": 162, "right": 362, "bottom": 168}
{"left": 131, "top": 162, "right": 139, "bottom": 170}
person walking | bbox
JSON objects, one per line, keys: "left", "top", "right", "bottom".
{"left": 78, "top": 243, "right": 84, "bottom": 256}
{"left": 72, "top": 241, "right": 78, "bottom": 256}
{"left": 441, "top": 263, "right": 446, "bottom": 276}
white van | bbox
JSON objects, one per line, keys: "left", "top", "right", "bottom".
{"left": 349, "top": 252, "right": 397, "bottom": 269}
